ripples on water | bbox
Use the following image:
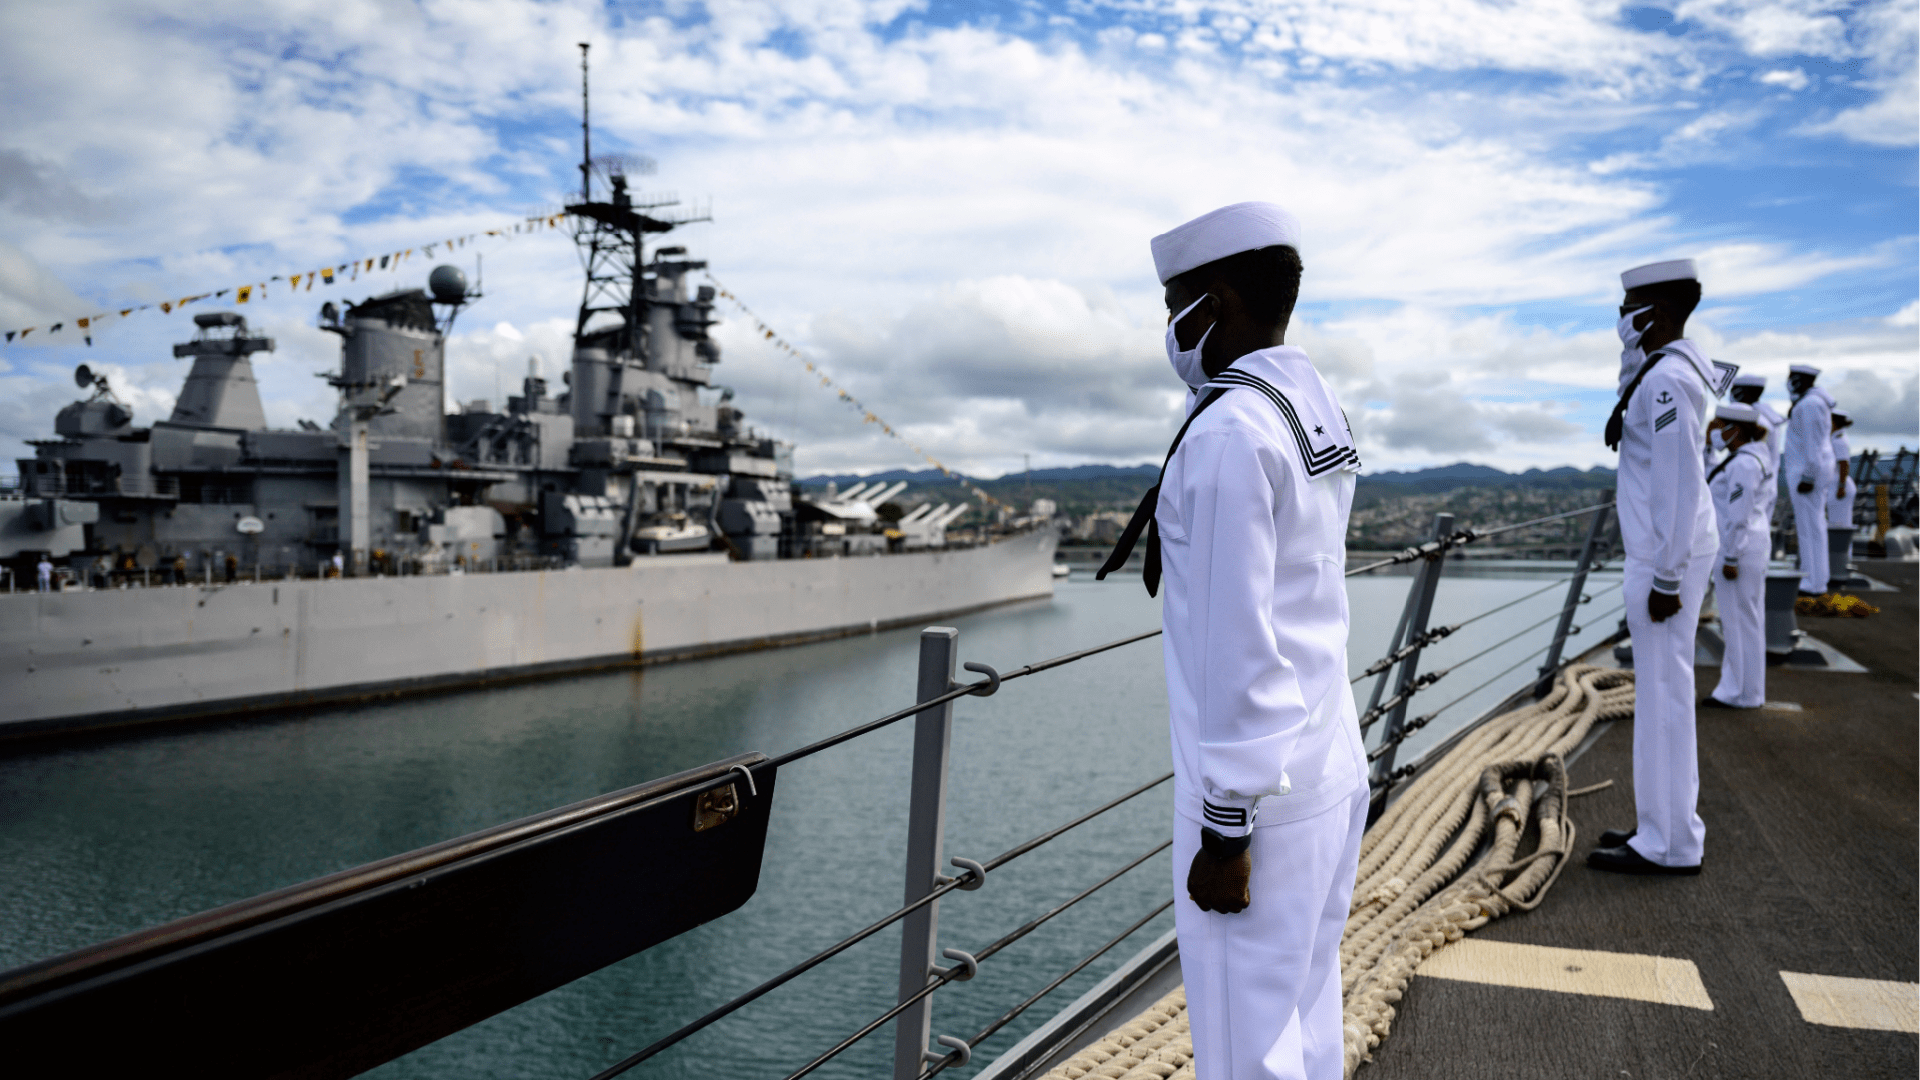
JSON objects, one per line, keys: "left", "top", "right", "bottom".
{"left": 0, "top": 566, "right": 1620, "bottom": 1079}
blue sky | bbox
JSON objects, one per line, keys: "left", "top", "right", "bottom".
{"left": 0, "top": 0, "right": 1914, "bottom": 478}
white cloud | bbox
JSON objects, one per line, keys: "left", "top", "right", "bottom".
{"left": 1828, "top": 367, "right": 1919, "bottom": 444}
{"left": 0, "top": 0, "right": 1912, "bottom": 476}
{"left": 1693, "top": 240, "right": 1896, "bottom": 297}
{"left": 0, "top": 240, "right": 90, "bottom": 332}
{"left": 1756, "top": 68, "right": 1809, "bottom": 90}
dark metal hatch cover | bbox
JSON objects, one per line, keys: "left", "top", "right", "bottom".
{"left": 0, "top": 752, "right": 777, "bottom": 1078}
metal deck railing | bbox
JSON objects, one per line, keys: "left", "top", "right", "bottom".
{"left": 0, "top": 497, "right": 1624, "bottom": 1079}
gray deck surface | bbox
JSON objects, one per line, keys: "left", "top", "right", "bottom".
{"left": 1364, "top": 561, "right": 1918, "bottom": 1079}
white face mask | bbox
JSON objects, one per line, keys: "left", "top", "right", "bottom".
{"left": 1616, "top": 305, "right": 1652, "bottom": 388}
{"left": 1165, "top": 294, "right": 1216, "bottom": 389}
{"left": 1709, "top": 428, "right": 1728, "bottom": 452}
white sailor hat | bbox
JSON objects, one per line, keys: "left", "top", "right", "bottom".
{"left": 1832, "top": 408, "right": 1851, "bottom": 422}
{"left": 1151, "top": 202, "right": 1301, "bottom": 285}
{"left": 1789, "top": 363, "right": 1821, "bottom": 376}
{"left": 1621, "top": 259, "right": 1697, "bottom": 290}
{"left": 1715, "top": 403, "right": 1760, "bottom": 424}
{"left": 1731, "top": 372, "right": 1766, "bottom": 388}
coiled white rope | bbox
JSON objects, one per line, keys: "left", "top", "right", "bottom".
{"left": 1038, "top": 664, "right": 1633, "bottom": 1080}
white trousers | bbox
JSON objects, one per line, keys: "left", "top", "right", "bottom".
{"left": 1827, "top": 476, "right": 1856, "bottom": 529}
{"left": 1174, "top": 784, "right": 1366, "bottom": 1080}
{"left": 1709, "top": 542, "right": 1768, "bottom": 708}
{"left": 1623, "top": 555, "right": 1711, "bottom": 867}
{"left": 1790, "top": 480, "right": 1832, "bottom": 592}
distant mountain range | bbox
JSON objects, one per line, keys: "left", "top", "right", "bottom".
{"left": 1356, "top": 463, "right": 1616, "bottom": 495}
{"left": 801, "top": 461, "right": 1615, "bottom": 496}
{"left": 800, "top": 463, "right": 1155, "bottom": 487}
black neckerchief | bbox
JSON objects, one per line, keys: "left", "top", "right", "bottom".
{"left": 1096, "top": 386, "right": 1231, "bottom": 597}
{"left": 1706, "top": 441, "right": 1755, "bottom": 484}
{"left": 1604, "top": 346, "right": 1672, "bottom": 452}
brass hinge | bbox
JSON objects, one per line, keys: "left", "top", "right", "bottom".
{"left": 692, "top": 782, "right": 741, "bottom": 833}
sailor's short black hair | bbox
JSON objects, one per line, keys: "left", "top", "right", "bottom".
{"left": 1176, "top": 245, "right": 1303, "bottom": 326}
{"left": 1632, "top": 278, "right": 1702, "bottom": 323}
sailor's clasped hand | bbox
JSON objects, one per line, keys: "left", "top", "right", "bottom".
{"left": 1647, "top": 589, "right": 1682, "bottom": 623}
{"left": 1188, "top": 828, "right": 1252, "bottom": 914}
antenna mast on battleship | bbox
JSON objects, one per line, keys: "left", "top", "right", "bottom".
{"left": 579, "top": 42, "right": 591, "bottom": 204}
{"left": 564, "top": 46, "right": 707, "bottom": 360}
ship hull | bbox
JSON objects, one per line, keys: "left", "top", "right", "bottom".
{"left": 0, "top": 530, "right": 1057, "bottom": 739}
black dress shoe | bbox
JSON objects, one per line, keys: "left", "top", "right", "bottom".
{"left": 1586, "top": 844, "right": 1700, "bottom": 876}
{"left": 1699, "top": 696, "right": 1748, "bottom": 710}
{"left": 1598, "top": 827, "right": 1636, "bottom": 848}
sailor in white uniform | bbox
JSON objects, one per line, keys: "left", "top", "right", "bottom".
{"left": 1828, "top": 409, "right": 1856, "bottom": 532}
{"left": 1591, "top": 258, "right": 1728, "bottom": 875}
{"left": 1825, "top": 409, "right": 1857, "bottom": 587}
{"left": 1726, "top": 373, "right": 1784, "bottom": 534}
{"left": 1703, "top": 404, "right": 1772, "bottom": 710}
{"left": 1782, "top": 364, "right": 1836, "bottom": 595}
{"left": 1099, "top": 202, "right": 1366, "bottom": 1080}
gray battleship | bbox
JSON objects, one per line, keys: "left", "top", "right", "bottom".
{"left": 0, "top": 83, "right": 1055, "bottom": 738}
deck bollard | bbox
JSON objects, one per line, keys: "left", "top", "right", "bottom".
{"left": 1764, "top": 569, "right": 1802, "bottom": 657}
{"left": 894, "top": 626, "right": 958, "bottom": 1080}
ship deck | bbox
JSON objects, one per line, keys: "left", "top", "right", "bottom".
{"left": 1365, "top": 559, "right": 1917, "bottom": 1079}
{"left": 1023, "top": 561, "right": 1916, "bottom": 1079}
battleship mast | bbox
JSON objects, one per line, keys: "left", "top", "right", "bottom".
{"left": 566, "top": 48, "right": 699, "bottom": 365}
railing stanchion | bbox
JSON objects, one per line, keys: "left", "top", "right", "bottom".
{"left": 894, "top": 626, "right": 959, "bottom": 1079}
{"left": 1369, "top": 513, "right": 1451, "bottom": 791}
{"left": 1533, "top": 491, "right": 1613, "bottom": 698}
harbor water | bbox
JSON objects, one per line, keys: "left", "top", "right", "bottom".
{"left": 0, "top": 566, "right": 1620, "bottom": 1078}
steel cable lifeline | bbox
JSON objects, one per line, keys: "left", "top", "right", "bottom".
{"left": 1367, "top": 599, "right": 1629, "bottom": 770}
{"left": 1356, "top": 588, "right": 1599, "bottom": 731}
{"left": 781, "top": 840, "right": 1174, "bottom": 1080}
{"left": 587, "top": 771, "right": 1173, "bottom": 1079}
{"left": 1343, "top": 502, "right": 1608, "bottom": 577}
{"left": 918, "top": 898, "right": 1178, "bottom": 1079}
{"left": 1348, "top": 560, "right": 1612, "bottom": 684}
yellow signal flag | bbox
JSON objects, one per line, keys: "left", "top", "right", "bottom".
{"left": 764, "top": 329, "right": 774, "bottom": 339}
{"left": 77, "top": 317, "right": 89, "bottom": 329}
{"left": 119, "top": 308, "right": 133, "bottom": 317}
{"left": 237, "top": 285, "right": 252, "bottom": 303}
{"left": 290, "top": 274, "right": 302, "bottom": 289}
{"left": 321, "top": 267, "right": 335, "bottom": 284}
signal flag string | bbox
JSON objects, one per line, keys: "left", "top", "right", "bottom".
{"left": 702, "top": 272, "right": 1008, "bottom": 511}
{"left": 1, "top": 213, "right": 575, "bottom": 347}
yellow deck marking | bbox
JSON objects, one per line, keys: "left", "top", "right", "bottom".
{"left": 1779, "top": 972, "right": 1920, "bottom": 1032}
{"left": 1759, "top": 701, "right": 1803, "bottom": 713}
{"left": 1419, "top": 939, "right": 1714, "bottom": 1010}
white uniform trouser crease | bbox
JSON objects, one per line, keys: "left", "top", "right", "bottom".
{"left": 1624, "top": 552, "right": 1712, "bottom": 868}
{"left": 1710, "top": 544, "right": 1768, "bottom": 708}
{"left": 1174, "top": 786, "right": 1366, "bottom": 1080}
{"left": 1791, "top": 480, "right": 1832, "bottom": 592}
